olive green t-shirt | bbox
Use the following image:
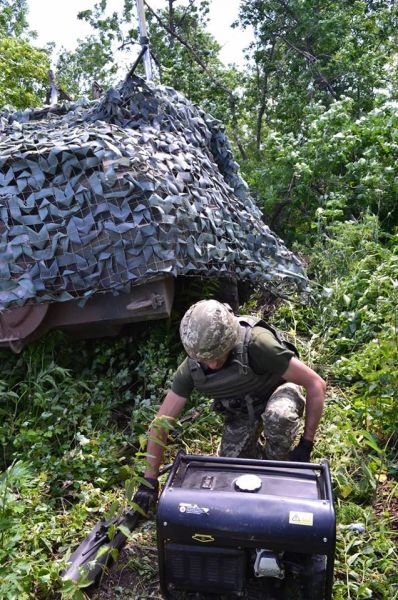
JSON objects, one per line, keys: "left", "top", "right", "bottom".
{"left": 171, "top": 326, "right": 294, "bottom": 398}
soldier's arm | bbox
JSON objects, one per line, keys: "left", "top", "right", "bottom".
{"left": 281, "top": 356, "right": 326, "bottom": 441}
{"left": 144, "top": 390, "right": 187, "bottom": 478}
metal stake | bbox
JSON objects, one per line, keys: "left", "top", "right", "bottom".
{"left": 135, "top": 0, "right": 153, "bottom": 81}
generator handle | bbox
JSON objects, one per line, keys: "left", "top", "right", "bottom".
{"left": 159, "top": 462, "right": 173, "bottom": 476}
{"left": 167, "top": 453, "right": 335, "bottom": 501}
{"left": 320, "top": 458, "right": 333, "bottom": 503}
{"left": 162, "top": 449, "right": 187, "bottom": 484}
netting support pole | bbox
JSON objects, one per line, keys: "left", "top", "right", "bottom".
{"left": 135, "top": 0, "right": 153, "bottom": 81}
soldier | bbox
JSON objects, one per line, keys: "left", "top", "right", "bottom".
{"left": 134, "top": 299, "right": 326, "bottom": 511}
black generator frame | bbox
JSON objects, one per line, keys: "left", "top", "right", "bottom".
{"left": 157, "top": 453, "right": 336, "bottom": 600}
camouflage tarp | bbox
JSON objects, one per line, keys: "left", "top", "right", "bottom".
{"left": 0, "top": 75, "right": 308, "bottom": 310}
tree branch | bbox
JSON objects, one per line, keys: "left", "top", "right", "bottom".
{"left": 279, "top": 34, "right": 337, "bottom": 98}
{"left": 143, "top": 0, "right": 234, "bottom": 101}
{"left": 176, "top": 0, "right": 196, "bottom": 29}
{"left": 269, "top": 174, "right": 296, "bottom": 230}
{"left": 255, "top": 41, "right": 276, "bottom": 152}
{"left": 143, "top": 0, "right": 248, "bottom": 160}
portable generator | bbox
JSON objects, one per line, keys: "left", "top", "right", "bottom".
{"left": 157, "top": 453, "right": 336, "bottom": 599}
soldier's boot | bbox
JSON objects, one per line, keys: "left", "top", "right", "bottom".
{"left": 262, "top": 383, "right": 305, "bottom": 460}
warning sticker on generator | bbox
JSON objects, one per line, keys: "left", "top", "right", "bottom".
{"left": 289, "top": 511, "right": 314, "bottom": 526}
{"left": 179, "top": 503, "right": 209, "bottom": 515}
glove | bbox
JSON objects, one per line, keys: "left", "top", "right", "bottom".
{"left": 133, "top": 477, "right": 159, "bottom": 516}
{"left": 289, "top": 437, "right": 314, "bottom": 462}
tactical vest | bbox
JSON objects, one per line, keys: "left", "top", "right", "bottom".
{"left": 188, "top": 316, "right": 297, "bottom": 411}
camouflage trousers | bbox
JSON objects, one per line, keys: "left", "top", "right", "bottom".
{"left": 218, "top": 383, "right": 305, "bottom": 460}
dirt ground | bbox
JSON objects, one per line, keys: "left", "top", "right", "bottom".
{"left": 89, "top": 522, "right": 162, "bottom": 600}
{"left": 372, "top": 477, "right": 398, "bottom": 531}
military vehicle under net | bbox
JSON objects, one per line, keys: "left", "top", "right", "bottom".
{"left": 0, "top": 75, "right": 307, "bottom": 352}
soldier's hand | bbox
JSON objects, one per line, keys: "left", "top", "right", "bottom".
{"left": 289, "top": 437, "right": 314, "bottom": 462}
{"left": 133, "top": 477, "right": 159, "bottom": 516}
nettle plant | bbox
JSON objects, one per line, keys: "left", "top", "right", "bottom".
{"left": 310, "top": 217, "right": 397, "bottom": 439}
{"left": 274, "top": 215, "right": 397, "bottom": 442}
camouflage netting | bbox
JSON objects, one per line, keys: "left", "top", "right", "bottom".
{"left": 0, "top": 75, "right": 308, "bottom": 310}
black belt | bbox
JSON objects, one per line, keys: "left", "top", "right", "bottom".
{"left": 212, "top": 395, "right": 264, "bottom": 417}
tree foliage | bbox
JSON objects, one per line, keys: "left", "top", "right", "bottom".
{"left": 0, "top": 37, "right": 50, "bottom": 108}
{"left": 233, "top": 1, "right": 398, "bottom": 237}
{"left": 239, "top": 0, "right": 398, "bottom": 136}
{"left": 242, "top": 94, "right": 398, "bottom": 238}
{"left": 0, "top": 0, "right": 29, "bottom": 37}
{"left": 56, "top": 0, "right": 127, "bottom": 98}
{"left": 0, "top": 0, "right": 50, "bottom": 109}
{"left": 56, "top": 35, "right": 119, "bottom": 99}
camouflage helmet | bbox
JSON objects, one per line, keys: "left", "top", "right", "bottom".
{"left": 180, "top": 299, "right": 240, "bottom": 362}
